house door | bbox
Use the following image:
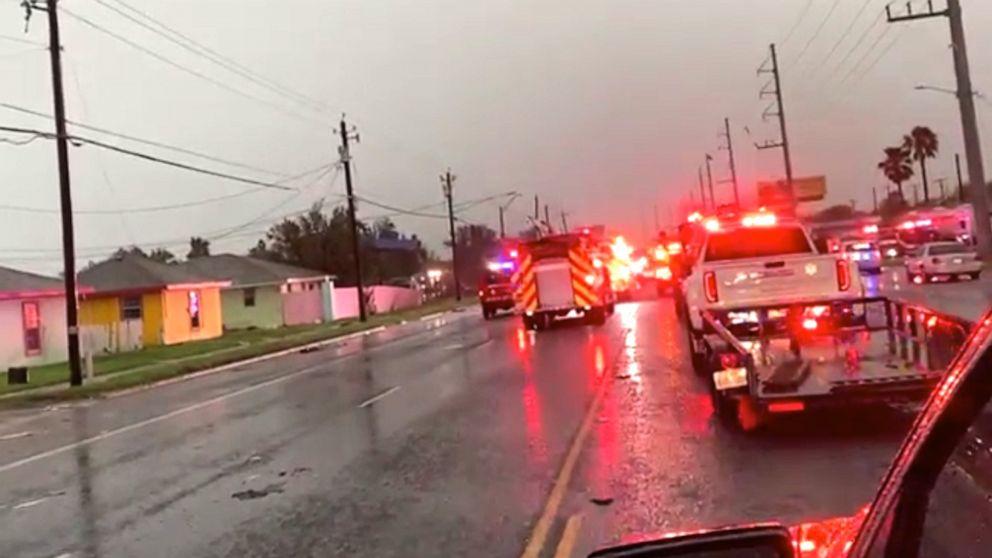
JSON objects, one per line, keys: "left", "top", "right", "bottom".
{"left": 22, "top": 301, "right": 41, "bottom": 356}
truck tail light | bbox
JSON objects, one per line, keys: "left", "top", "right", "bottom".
{"left": 836, "top": 260, "right": 851, "bottom": 292}
{"left": 719, "top": 353, "right": 740, "bottom": 369}
{"left": 704, "top": 271, "right": 719, "bottom": 303}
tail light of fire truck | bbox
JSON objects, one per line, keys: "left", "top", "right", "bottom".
{"left": 655, "top": 266, "right": 673, "bottom": 281}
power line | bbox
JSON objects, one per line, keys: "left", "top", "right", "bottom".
{"left": 91, "top": 0, "right": 329, "bottom": 113}
{"left": 58, "top": 6, "right": 326, "bottom": 128}
{"left": 0, "top": 168, "right": 338, "bottom": 260}
{"left": 0, "top": 124, "right": 296, "bottom": 190}
{"left": 846, "top": 27, "right": 907, "bottom": 88}
{"left": 811, "top": 0, "right": 878, "bottom": 72}
{"left": 791, "top": 0, "right": 843, "bottom": 68}
{"left": 820, "top": 8, "right": 885, "bottom": 84}
{"left": 0, "top": 101, "right": 292, "bottom": 177}
{"left": 838, "top": 25, "right": 893, "bottom": 85}
{"left": 780, "top": 0, "right": 816, "bottom": 46}
{"left": 0, "top": 33, "right": 44, "bottom": 46}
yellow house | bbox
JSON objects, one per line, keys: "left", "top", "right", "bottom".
{"left": 79, "top": 254, "right": 229, "bottom": 348}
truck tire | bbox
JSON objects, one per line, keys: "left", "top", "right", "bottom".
{"left": 587, "top": 307, "right": 606, "bottom": 326}
{"left": 482, "top": 306, "right": 493, "bottom": 320}
{"left": 686, "top": 328, "right": 708, "bottom": 376}
{"left": 523, "top": 315, "right": 537, "bottom": 331}
{"left": 711, "top": 390, "right": 742, "bottom": 431}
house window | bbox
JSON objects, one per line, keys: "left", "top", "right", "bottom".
{"left": 188, "top": 290, "right": 201, "bottom": 329}
{"left": 121, "top": 296, "right": 142, "bottom": 320}
{"left": 22, "top": 301, "right": 41, "bottom": 356}
{"left": 244, "top": 288, "right": 256, "bottom": 307}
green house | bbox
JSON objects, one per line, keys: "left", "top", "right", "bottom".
{"left": 180, "top": 255, "right": 333, "bottom": 330}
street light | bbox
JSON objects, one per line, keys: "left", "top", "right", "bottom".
{"left": 498, "top": 191, "right": 521, "bottom": 238}
{"left": 914, "top": 84, "right": 987, "bottom": 101}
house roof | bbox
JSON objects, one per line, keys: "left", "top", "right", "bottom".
{"left": 0, "top": 265, "right": 68, "bottom": 299}
{"left": 178, "top": 254, "right": 330, "bottom": 287}
{"left": 79, "top": 254, "right": 223, "bottom": 294}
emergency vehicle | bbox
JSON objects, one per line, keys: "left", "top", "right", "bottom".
{"left": 513, "top": 233, "right": 615, "bottom": 330}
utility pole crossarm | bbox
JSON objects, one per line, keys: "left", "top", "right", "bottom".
{"left": 886, "top": 2, "right": 948, "bottom": 22}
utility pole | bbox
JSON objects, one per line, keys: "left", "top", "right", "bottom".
{"left": 872, "top": 186, "right": 879, "bottom": 213}
{"left": 704, "top": 154, "right": 716, "bottom": 208}
{"left": 956, "top": 153, "right": 966, "bottom": 203}
{"left": 339, "top": 117, "right": 366, "bottom": 321}
{"left": 533, "top": 195, "right": 539, "bottom": 220}
{"left": 887, "top": 0, "right": 991, "bottom": 256}
{"left": 718, "top": 117, "right": 741, "bottom": 207}
{"left": 560, "top": 210, "right": 569, "bottom": 233}
{"left": 498, "top": 206, "right": 506, "bottom": 239}
{"left": 697, "top": 166, "right": 707, "bottom": 210}
{"left": 442, "top": 170, "right": 461, "bottom": 301}
{"left": 543, "top": 204, "right": 551, "bottom": 232}
{"left": 756, "top": 43, "right": 795, "bottom": 204}
{"left": 33, "top": 0, "right": 82, "bottom": 386}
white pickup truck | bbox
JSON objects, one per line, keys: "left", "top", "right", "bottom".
{"left": 682, "top": 216, "right": 863, "bottom": 355}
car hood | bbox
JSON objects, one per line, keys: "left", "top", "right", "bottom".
{"left": 599, "top": 506, "right": 868, "bottom": 557}
{"left": 789, "top": 506, "right": 867, "bottom": 557}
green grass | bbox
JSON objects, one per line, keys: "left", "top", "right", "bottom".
{"left": 1, "top": 297, "right": 473, "bottom": 403}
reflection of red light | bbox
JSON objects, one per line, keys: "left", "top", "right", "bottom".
{"left": 594, "top": 345, "right": 605, "bottom": 376}
{"left": 768, "top": 401, "right": 805, "bottom": 413}
{"left": 521, "top": 379, "right": 548, "bottom": 467}
{"left": 516, "top": 327, "right": 527, "bottom": 353}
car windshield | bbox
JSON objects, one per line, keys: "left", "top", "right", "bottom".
{"left": 704, "top": 227, "right": 812, "bottom": 261}
{"left": 5, "top": 3, "right": 992, "bottom": 558}
{"left": 930, "top": 244, "right": 971, "bottom": 256}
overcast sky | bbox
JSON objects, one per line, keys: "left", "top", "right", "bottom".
{"left": 2, "top": 0, "right": 991, "bottom": 274}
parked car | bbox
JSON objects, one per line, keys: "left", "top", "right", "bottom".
{"left": 842, "top": 240, "right": 881, "bottom": 274}
{"left": 905, "top": 241, "right": 982, "bottom": 282}
{"left": 592, "top": 312, "right": 992, "bottom": 558}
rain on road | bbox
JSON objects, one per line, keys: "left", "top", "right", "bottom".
{"left": 0, "top": 298, "right": 915, "bottom": 557}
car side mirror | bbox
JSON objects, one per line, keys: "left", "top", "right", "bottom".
{"left": 589, "top": 525, "right": 795, "bottom": 558}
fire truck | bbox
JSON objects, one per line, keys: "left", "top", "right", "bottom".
{"left": 513, "top": 233, "right": 615, "bottom": 330}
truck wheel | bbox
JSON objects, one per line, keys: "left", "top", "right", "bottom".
{"left": 587, "top": 307, "right": 606, "bottom": 326}
{"left": 482, "top": 306, "right": 493, "bottom": 320}
{"left": 523, "top": 315, "right": 537, "bottom": 330}
{"left": 970, "top": 271, "right": 981, "bottom": 280}
{"left": 711, "top": 390, "right": 742, "bottom": 431}
{"left": 686, "top": 329, "right": 708, "bottom": 376}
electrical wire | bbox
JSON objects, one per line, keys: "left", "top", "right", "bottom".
{"left": 838, "top": 24, "right": 893, "bottom": 86}
{"left": 0, "top": 101, "right": 292, "bottom": 177}
{"left": 0, "top": 124, "right": 296, "bottom": 190}
{"left": 845, "top": 27, "right": 907, "bottom": 88}
{"left": 819, "top": 7, "right": 885, "bottom": 84}
{"left": 0, "top": 169, "right": 338, "bottom": 260}
{"left": 780, "top": 0, "right": 816, "bottom": 47}
{"left": 812, "top": 0, "right": 878, "bottom": 71}
{"left": 0, "top": 33, "right": 43, "bottom": 46}
{"left": 58, "top": 6, "right": 326, "bottom": 128}
{"left": 91, "top": 0, "right": 329, "bottom": 114}
{"left": 791, "top": 0, "right": 843, "bottom": 68}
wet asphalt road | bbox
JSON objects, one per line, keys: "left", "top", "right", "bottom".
{"left": 0, "top": 299, "right": 916, "bottom": 557}
{"left": 867, "top": 265, "right": 992, "bottom": 323}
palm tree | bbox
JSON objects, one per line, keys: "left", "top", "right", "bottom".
{"left": 878, "top": 146, "right": 914, "bottom": 200}
{"left": 904, "top": 126, "right": 939, "bottom": 203}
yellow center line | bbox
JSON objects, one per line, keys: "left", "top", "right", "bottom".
{"left": 554, "top": 514, "right": 584, "bottom": 558}
{"left": 519, "top": 328, "right": 628, "bottom": 558}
